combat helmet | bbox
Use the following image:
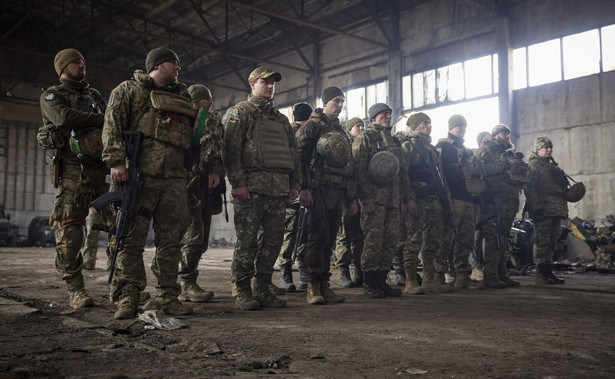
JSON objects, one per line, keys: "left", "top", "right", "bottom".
{"left": 367, "top": 150, "right": 400, "bottom": 184}
{"left": 316, "top": 132, "right": 352, "bottom": 169}
{"left": 565, "top": 182, "right": 586, "bottom": 202}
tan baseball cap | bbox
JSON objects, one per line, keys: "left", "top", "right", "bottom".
{"left": 248, "top": 67, "right": 282, "bottom": 83}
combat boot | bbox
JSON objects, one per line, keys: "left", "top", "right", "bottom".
{"left": 66, "top": 276, "right": 94, "bottom": 309}
{"left": 161, "top": 298, "right": 193, "bottom": 316}
{"left": 235, "top": 279, "right": 260, "bottom": 310}
{"left": 269, "top": 282, "right": 286, "bottom": 296}
{"left": 546, "top": 264, "right": 565, "bottom": 284}
{"left": 421, "top": 267, "right": 452, "bottom": 293}
{"left": 338, "top": 265, "right": 354, "bottom": 288}
{"left": 394, "top": 268, "right": 406, "bottom": 286}
{"left": 483, "top": 276, "right": 506, "bottom": 289}
{"left": 297, "top": 266, "right": 308, "bottom": 290}
{"left": 435, "top": 272, "right": 454, "bottom": 292}
{"left": 498, "top": 266, "right": 520, "bottom": 287}
{"left": 114, "top": 294, "right": 139, "bottom": 320}
{"left": 403, "top": 268, "right": 424, "bottom": 295}
{"left": 179, "top": 281, "right": 214, "bottom": 303}
{"left": 307, "top": 282, "right": 325, "bottom": 304}
{"left": 83, "top": 257, "right": 96, "bottom": 271}
{"left": 279, "top": 265, "right": 296, "bottom": 292}
{"left": 363, "top": 271, "right": 384, "bottom": 298}
{"left": 470, "top": 268, "right": 483, "bottom": 281}
{"left": 454, "top": 271, "right": 484, "bottom": 290}
{"left": 379, "top": 271, "right": 402, "bottom": 297}
{"left": 351, "top": 265, "right": 363, "bottom": 287}
{"left": 535, "top": 263, "right": 554, "bottom": 285}
{"left": 321, "top": 281, "right": 345, "bottom": 303}
{"left": 254, "top": 276, "right": 287, "bottom": 308}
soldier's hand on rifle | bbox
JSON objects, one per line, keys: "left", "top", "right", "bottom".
{"left": 111, "top": 165, "right": 128, "bottom": 183}
{"left": 289, "top": 188, "right": 299, "bottom": 202}
{"left": 347, "top": 200, "right": 358, "bottom": 216}
{"left": 406, "top": 199, "right": 418, "bottom": 217}
{"left": 299, "top": 189, "right": 313, "bottom": 207}
{"left": 208, "top": 173, "right": 220, "bottom": 189}
{"left": 232, "top": 186, "right": 250, "bottom": 200}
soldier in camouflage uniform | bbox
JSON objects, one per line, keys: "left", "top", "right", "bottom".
{"left": 435, "top": 115, "right": 483, "bottom": 290}
{"left": 277, "top": 102, "right": 313, "bottom": 292}
{"left": 102, "top": 47, "right": 194, "bottom": 319}
{"left": 525, "top": 137, "right": 567, "bottom": 285}
{"left": 83, "top": 206, "right": 112, "bottom": 270}
{"left": 476, "top": 124, "right": 527, "bottom": 289}
{"left": 470, "top": 131, "right": 492, "bottom": 281}
{"left": 177, "top": 84, "right": 225, "bottom": 303}
{"left": 334, "top": 117, "right": 365, "bottom": 288}
{"left": 398, "top": 112, "right": 451, "bottom": 293}
{"left": 223, "top": 67, "right": 300, "bottom": 310}
{"left": 297, "top": 86, "right": 357, "bottom": 305}
{"left": 39, "top": 48, "right": 112, "bottom": 309}
{"left": 352, "top": 104, "right": 415, "bottom": 298}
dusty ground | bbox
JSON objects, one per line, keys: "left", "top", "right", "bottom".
{"left": 1, "top": 246, "right": 614, "bottom": 378}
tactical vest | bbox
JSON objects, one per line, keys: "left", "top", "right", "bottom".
{"left": 239, "top": 101, "right": 294, "bottom": 173}
{"left": 135, "top": 90, "right": 195, "bottom": 151}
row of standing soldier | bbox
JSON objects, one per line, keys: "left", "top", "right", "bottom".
{"left": 38, "top": 47, "right": 572, "bottom": 319}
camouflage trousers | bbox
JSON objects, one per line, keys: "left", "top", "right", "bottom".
{"left": 52, "top": 162, "right": 111, "bottom": 290}
{"left": 333, "top": 208, "right": 363, "bottom": 267}
{"left": 438, "top": 199, "right": 475, "bottom": 275}
{"left": 393, "top": 213, "right": 407, "bottom": 270}
{"left": 470, "top": 228, "right": 485, "bottom": 270}
{"left": 482, "top": 196, "right": 518, "bottom": 280}
{"left": 532, "top": 216, "right": 562, "bottom": 265}
{"left": 360, "top": 205, "right": 399, "bottom": 272}
{"left": 403, "top": 196, "right": 446, "bottom": 272}
{"left": 83, "top": 206, "right": 112, "bottom": 267}
{"left": 277, "top": 202, "right": 306, "bottom": 268}
{"left": 304, "top": 186, "right": 344, "bottom": 282}
{"left": 110, "top": 176, "right": 188, "bottom": 303}
{"left": 179, "top": 179, "right": 213, "bottom": 283}
{"left": 231, "top": 193, "right": 286, "bottom": 283}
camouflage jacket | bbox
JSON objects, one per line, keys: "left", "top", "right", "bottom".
{"left": 102, "top": 70, "right": 191, "bottom": 179}
{"left": 296, "top": 108, "right": 354, "bottom": 201}
{"left": 222, "top": 95, "right": 300, "bottom": 197}
{"left": 186, "top": 108, "right": 224, "bottom": 177}
{"left": 398, "top": 131, "right": 448, "bottom": 199}
{"left": 352, "top": 123, "right": 412, "bottom": 208}
{"left": 476, "top": 140, "right": 528, "bottom": 201}
{"left": 436, "top": 133, "right": 473, "bottom": 202}
{"left": 525, "top": 152, "right": 568, "bottom": 218}
{"left": 40, "top": 77, "right": 106, "bottom": 165}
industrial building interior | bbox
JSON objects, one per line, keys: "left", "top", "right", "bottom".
{"left": 0, "top": 0, "right": 614, "bottom": 377}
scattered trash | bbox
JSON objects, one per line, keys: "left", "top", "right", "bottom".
{"left": 405, "top": 368, "right": 428, "bottom": 375}
{"left": 138, "top": 310, "right": 185, "bottom": 330}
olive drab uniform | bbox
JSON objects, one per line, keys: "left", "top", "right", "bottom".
{"left": 352, "top": 123, "right": 412, "bottom": 286}
{"left": 296, "top": 108, "right": 353, "bottom": 292}
{"left": 476, "top": 140, "right": 529, "bottom": 285}
{"left": 525, "top": 153, "right": 568, "bottom": 266}
{"left": 399, "top": 131, "right": 450, "bottom": 291}
{"left": 435, "top": 134, "right": 481, "bottom": 288}
{"left": 102, "top": 70, "right": 193, "bottom": 308}
{"left": 179, "top": 108, "right": 225, "bottom": 299}
{"left": 39, "top": 77, "right": 112, "bottom": 307}
{"left": 223, "top": 94, "right": 300, "bottom": 307}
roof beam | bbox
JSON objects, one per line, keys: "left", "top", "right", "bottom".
{"left": 221, "top": 0, "right": 389, "bottom": 49}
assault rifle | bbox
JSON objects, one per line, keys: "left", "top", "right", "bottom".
{"left": 91, "top": 131, "right": 145, "bottom": 283}
{"left": 292, "top": 205, "right": 310, "bottom": 264}
{"left": 409, "top": 139, "right": 458, "bottom": 235}
{"left": 476, "top": 195, "right": 506, "bottom": 249}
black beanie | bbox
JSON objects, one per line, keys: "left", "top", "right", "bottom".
{"left": 146, "top": 47, "right": 180, "bottom": 73}
{"left": 293, "top": 102, "right": 313, "bottom": 121}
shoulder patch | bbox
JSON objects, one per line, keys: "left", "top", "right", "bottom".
{"left": 107, "top": 92, "right": 116, "bottom": 108}
{"left": 44, "top": 93, "right": 55, "bottom": 101}
{"left": 228, "top": 117, "right": 238, "bottom": 124}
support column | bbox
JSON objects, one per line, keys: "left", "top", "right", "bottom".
{"left": 497, "top": 16, "right": 513, "bottom": 134}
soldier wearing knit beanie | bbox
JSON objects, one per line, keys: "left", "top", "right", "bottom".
{"left": 54, "top": 48, "right": 85, "bottom": 77}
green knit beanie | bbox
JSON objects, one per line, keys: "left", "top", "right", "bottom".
{"left": 188, "top": 84, "right": 212, "bottom": 102}
{"left": 448, "top": 114, "right": 467, "bottom": 131}
{"left": 321, "top": 86, "right": 345, "bottom": 106}
{"left": 346, "top": 117, "right": 363, "bottom": 131}
{"left": 406, "top": 112, "right": 431, "bottom": 130}
{"left": 146, "top": 47, "right": 180, "bottom": 73}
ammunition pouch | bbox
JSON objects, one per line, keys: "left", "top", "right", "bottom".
{"left": 316, "top": 132, "right": 352, "bottom": 169}
{"left": 413, "top": 180, "right": 438, "bottom": 199}
{"left": 69, "top": 127, "right": 103, "bottom": 160}
{"left": 37, "top": 125, "right": 67, "bottom": 150}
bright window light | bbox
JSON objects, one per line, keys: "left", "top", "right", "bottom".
{"left": 437, "top": 63, "right": 464, "bottom": 102}
{"left": 528, "top": 39, "right": 562, "bottom": 86}
{"left": 563, "top": 29, "right": 600, "bottom": 80}
{"left": 465, "top": 55, "right": 493, "bottom": 98}
{"left": 346, "top": 87, "right": 366, "bottom": 119}
{"left": 492, "top": 54, "right": 499, "bottom": 93}
{"left": 602, "top": 24, "right": 615, "bottom": 72}
{"left": 513, "top": 47, "right": 528, "bottom": 89}
{"left": 424, "top": 70, "right": 436, "bottom": 105}
{"left": 402, "top": 75, "right": 412, "bottom": 109}
{"left": 412, "top": 73, "right": 425, "bottom": 108}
